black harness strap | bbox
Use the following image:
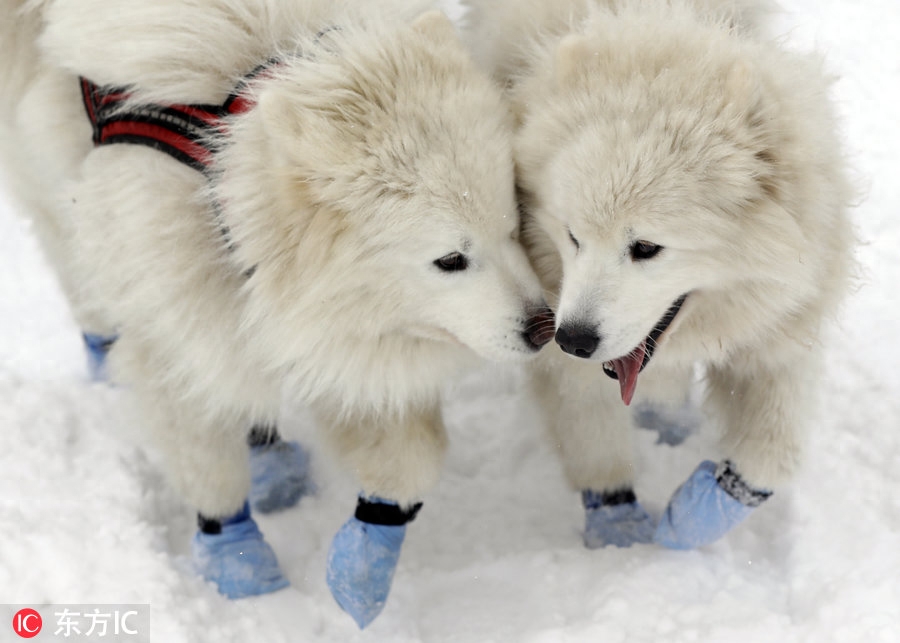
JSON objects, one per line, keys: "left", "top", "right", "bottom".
{"left": 79, "top": 60, "right": 280, "bottom": 174}
{"left": 80, "top": 78, "right": 226, "bottom": 173}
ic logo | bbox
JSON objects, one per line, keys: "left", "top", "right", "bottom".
{"left": 12, "top": 608, "right": 42, "bottom": 639}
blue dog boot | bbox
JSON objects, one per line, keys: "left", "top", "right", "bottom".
{"left": 655, "top": 460, "right": 772, "bottom": 549}
{"left": 582, "top": 488, "right": 655, "bottom": 548}
{"left": 82, "top": 332, "right": 117, "bottom": 382}
{"left": 192, "top": 501, "right": 290, "bottom": 598}
{"left": 633, "top": 400, "right": 697, "bottom": 446}
{"left": 247, "top": 426, "right": 316, "bottom": 514}
{"left": 326, "top": 496, "right": 422, "bottom": 628}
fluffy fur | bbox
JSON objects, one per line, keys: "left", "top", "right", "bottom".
{"left": 464, "top": 0, "right": 854, "bottom": 493}
{"left": 0, "top": 0, "right": 549, "bottom": 515}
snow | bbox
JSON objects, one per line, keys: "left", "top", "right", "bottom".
{"left": 1, "top": 1, "right": 898, "bottom": 641}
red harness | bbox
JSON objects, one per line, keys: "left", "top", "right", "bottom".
{"left": 79, "top": 26, "right": 344, "bottom": 173}
{"left": 79, "top": 66, "right": 265, "bottom": 174}
{"left": 78, "top": 66, "right": 275, "bottom": 265}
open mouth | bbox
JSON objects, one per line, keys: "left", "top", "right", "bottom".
{"left": 601, "top": 294, "right": 688, "bottom": 406}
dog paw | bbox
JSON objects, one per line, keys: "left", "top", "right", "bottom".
{"left": 327, "top": 497, "right": 420, "bottom": 628}
{"left": 582, "top": 489, "right": 655, "bottom": 548}
{"left": 654, "top": 460, "right": 772, "bottom": 549}
{"left": 249, "top": 439, "right": 315, "bottom": 513}
{"left": 82, "top": 332, "right": 117, "bottom": 382}
{"left": 192, "top": 502, "right": 289, "bottom": 599}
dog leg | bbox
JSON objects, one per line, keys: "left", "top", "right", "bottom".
{"left": 247, "top": 425, "right": 316, "bottom": 514}
{"left": 655, "top": 360, "right": 807, "bottom": 548}
{"left": 533, "top": 360, "right": 655, "bottom": 548}
{"left": 84, "top": 335, "right": 310, "bottom": 513}
{"left": 191, "top": 424, "right": 304, "bottom": 594}
{"left": 136, "top": 384, "right": 289, "bottom": 597}
{"left": 581, "top": 487, "right": 655, "bottom": 548}
{"left": 82, "top": 329, "right": 310, "bottom": 512}
{"left": 192, "top": 500, "right": 290, "bottom": 599}
{"left": 322, "top": 406, "right": 446, "bottom": 628}
{"left": 327, "top": 495, "right": 423, "bottom": 629}
{"left": 653, "top": 459, "right": 772, "bottom": 549}
{"left": 183, "top": 425, "right": 290, "bottom": 598}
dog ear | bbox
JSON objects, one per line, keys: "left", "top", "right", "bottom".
{"left": 257, "top": 86, "right": 346, "bottom": 170}
{"left": 411, "top": 10, "right": 458, "bottom": 44}
{"left": 554, "top": 34, "right": 591, "bottom": 82}
{"left": 725, "top": 61, "right": 782, "bottom": 200}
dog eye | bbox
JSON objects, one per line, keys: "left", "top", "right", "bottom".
{"left": 434, "top": 252, "right": 468, "bottom": 272}
{"left": 630, "top": 241, "right": 663, "bottom": 261}
{"left": 567, "top": 228, "right": 580, "bottom": 250}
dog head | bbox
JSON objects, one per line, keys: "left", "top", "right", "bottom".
{"left": 514, "top": 6, "right": 844, "bottom": 403}
{"left": 214, "top": 11, "right": 553, "bottom": 378}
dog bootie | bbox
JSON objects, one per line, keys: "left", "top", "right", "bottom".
{"left": 192, "top": 501, "right": 290, "bottom": 599}
{"left": 633, "top": 401, "right": 698, "bottom": 446}
{"left": 326, "top": 496, "right": 422, "bottom": 629}
{"left": 582, "top": 489, "right": 655, "bottom": 548}
{"left": 654, "top": 460, "right": 772, "bottom": 549}
{"left": 82, "top": 333, "right": 117, "bottom": 382}
{"left": 248, "top": 428, "right": 315, "bottom": 514}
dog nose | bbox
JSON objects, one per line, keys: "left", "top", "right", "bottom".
{"left": 555, "top": 323, "right": 600, "bottom": 358}
{"left": 522, "top": 304, "right": 556, "bottom": 350}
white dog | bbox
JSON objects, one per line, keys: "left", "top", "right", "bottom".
{"left": 465, "top": 0, "right": 854, "bottom": 548}
{"left": 0, "top": 0, "right": 554, "bottom": 626}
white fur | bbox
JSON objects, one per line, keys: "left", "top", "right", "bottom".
{"left": 465, "top": 0, "right": 855, "bottom": 492}
{"left": 0, "top": 0, "right": 547, "bottom": 513}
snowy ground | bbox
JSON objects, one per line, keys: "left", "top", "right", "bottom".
{"left": 1, "top": 1, "right": 898, "bottom": 641}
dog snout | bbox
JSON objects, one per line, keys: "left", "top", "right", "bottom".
{"left": 555, "top": 322, "right": 600, "bottom": 359}
{"left": 522, "top": 303, "right": 556, "bottom": 350}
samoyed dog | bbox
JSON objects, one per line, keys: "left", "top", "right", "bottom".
{"left": 465, "top": 0, "right": 854, "bottom": 549}
{"left": 0, "top": 0, "right": 554, "bottom": 626}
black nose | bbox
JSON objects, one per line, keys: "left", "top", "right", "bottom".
{"left": 555, "top": 323, "right": 600, "bottom": 359}
{"left": 522, "top": 304, "right": 556, "bottom": 350}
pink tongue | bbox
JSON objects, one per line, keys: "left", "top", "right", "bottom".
{"left": 611, "top": 341, "right": 646, "bottom": 406}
